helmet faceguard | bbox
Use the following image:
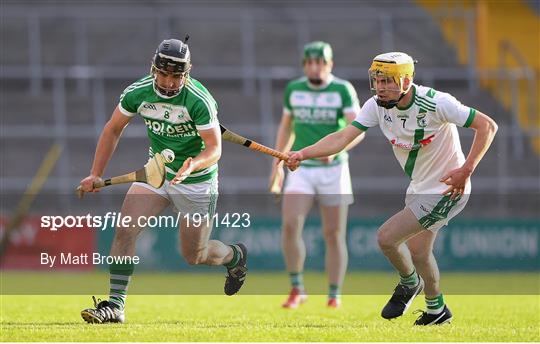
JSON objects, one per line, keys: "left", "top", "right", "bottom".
{"left": 151, "top": 38, "right": 191, "bottom": 98}
{"left": 368, "top": 52, "right": 416, "bottom": 109}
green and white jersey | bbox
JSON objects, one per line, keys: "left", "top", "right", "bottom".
{"left": 284, "top": 74, "right": 360, "bottom": 167}
{"left": 118, "top": 75, "right": 219, "bottom": 184}
{"left": 352, "top": 84, "right": 476, "bottom": 194}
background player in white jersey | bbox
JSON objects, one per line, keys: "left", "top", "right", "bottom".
{"left": 78, "top": 39, "right": 247, "bottom": 324}
{"left": 269, "top": 41, "right": 364, "bottom": 308}
{"left": 286, "top": 52, "right": 498, "bottom": 324}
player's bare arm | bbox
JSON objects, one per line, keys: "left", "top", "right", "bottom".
{"left": 317, "top": 112, "right": 365, "bottom": 165}
{"left": 287, "top": 124, "right": 364, "bottom": 170}
{"left": 440, "top": 111, "right": 498, "bottom": 199}
{"left": 269, "top": 113, "right": 295, "bottom": 191}
{"left": 342, "top": 111, "right": 366, "bottom": 152}
{"left": 172, "top": 125, "right": 222, "bottom": 185}
{"left": 79, "top": 105, "right": 132, "bottom": 193}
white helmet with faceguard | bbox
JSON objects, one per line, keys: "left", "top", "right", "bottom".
{"left": 369, "top": 52, "right": 416, "bottom": 109}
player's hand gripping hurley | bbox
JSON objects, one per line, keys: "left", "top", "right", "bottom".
{"left": 76, "top": 126, "right": 287, "bottom": 198}
{"left": 76, "top": 153, "right": 167, "bottom": 198}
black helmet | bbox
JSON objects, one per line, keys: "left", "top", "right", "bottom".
{"left": 152, "top": 39, "right": 191, "bottom": 74}
{"left": 151, "top": 38, "right": 191, "bottom": 97}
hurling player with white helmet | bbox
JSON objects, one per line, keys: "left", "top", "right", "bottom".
{"left": 286, "top": 52, "right": 498, "bottom": 325}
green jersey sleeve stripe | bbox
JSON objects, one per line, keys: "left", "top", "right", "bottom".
{"left": 187, "top": 83, "right": 211, "bottom": 102}
{"left": 186, "top": 81, "right": 215, "bottom": 106}
{"left": 186, "top": 83, "right": 212, "bottom": 106}
{"left": 120, "top": 83, "right": 151, "bottom": 102}
{"left": 414, "top": 98, "right": 436, "bottom": 111}
{"left": 189, "top": 89, "right": 218, "bottom": 123}
{"left": 188, "top": 85, "right": 217, "bottom": 117}
{"left": 188, "top": 85, "right": 216, "bottom": 117}
{"left": 417, "top": 95, "right": 436, "bottom": 106}
{"left": 136, "top": 75, "right": 152, "bottom": 82}
{"left": 186, "top": 84, "right": 217, "bottom": 119}
{"left": 463, "top": 108, "right": 476, "bottom": 128}
{"left": 118, "top": 103, "right": 136, "bottom": 117}
{"left": 120, "top": 80, "right": 153, "bottom": 99}
{"left": 351, "top": 120, "right": 369, "bottom": 131}
{"left": 414, "top": 101, "right": 435, "bottom": 113}
{"left": 414, "top": 102, "right": 435, "bottom": 112}
{"left": 124, "top": 79, "right": 152, "bottom": 91}
{"left": 415, "top": 96, "right": 436, "bottom": 107}
{"left": 128, "top": 76, "right": 152, "bottom": 87}
{"left": 122, "top": 77, "right": 152, "bottom": 92}
{"left": 122, "top": 81, "right": 152, "bottom": 95}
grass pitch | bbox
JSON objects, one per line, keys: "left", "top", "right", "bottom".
{"left": 1, "top": 272, "right": 539, "bottom": 342}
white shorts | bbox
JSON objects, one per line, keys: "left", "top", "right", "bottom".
{"left": 133, "top": 175, "right": 218, "bottom": 216}
{"left": 405, "top": 193, "right": 469, "bottom": 231}
{"left": 283, "top": 162, "right": 353, "bottom": 206}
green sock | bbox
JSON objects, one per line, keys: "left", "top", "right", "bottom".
{"left": 426, "top": 294, "right": 445, "bottom": 314}
{"left": 108, "top": 262, "right": 134, "bottom": 311}
{"left": 289, "top": 272, "right": 304, "bottom": 290}
{"left": 399, "top": 268, "right": 419, "bottom": 288}
{"left": 328, "top": 284, "right": 341, "bottom": 299}
{"left": 224, "top": 245, "right": 240, "bottom": 268}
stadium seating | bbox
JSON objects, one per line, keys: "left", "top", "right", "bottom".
{"left": 1, "top": 0, "right": 537, "bottom": 218}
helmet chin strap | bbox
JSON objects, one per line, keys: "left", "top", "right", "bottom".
{"left": 151, "top": 71, "right": 186, "bottom": 98}
{"left": 375, "top": 92, "right": 406, "bottom": 109}
{"left": 153, "top": 79, "right": 183, "bottom": 99}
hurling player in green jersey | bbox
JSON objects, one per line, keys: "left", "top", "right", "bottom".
{"left": 287, "top": 52, "right": 498, "bottom": 325}
{"left": 270, "top": 41, "right": 364, "bottom": 309}
{"left": 78, "top": 39, "right": 247, "bottom": 324}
